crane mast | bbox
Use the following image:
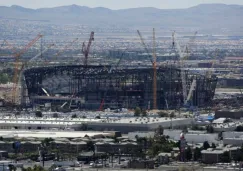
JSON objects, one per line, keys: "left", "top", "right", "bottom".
{"left": 12, "top": 34, "right": 43, "bottom": 104}
{"left": 137, "top": 29, "right": 157, "bottom": 110}
{"left": 152, "top": 28, "right": 157, "bottom": 110}
{"left": 82, "top": 31, "right": 94, "bottom": 66}
{"left": 173, "top": 31, "right": 197, "bottom": 105}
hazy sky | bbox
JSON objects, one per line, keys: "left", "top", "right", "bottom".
{"left": 0, "top": 0, "right": 243, "bottom": 9}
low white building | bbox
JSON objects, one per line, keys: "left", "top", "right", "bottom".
{"left": 164, "top": 129, "right": 219, "bottom": 143}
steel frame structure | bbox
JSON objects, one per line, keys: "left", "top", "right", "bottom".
{"left": 23, "top": 65, "right": 217, "bottom": 109}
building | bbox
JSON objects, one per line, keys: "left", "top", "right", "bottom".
{"left": 215, "top": 109, "right": 243, "bottom": 119}
{"left": 201, "top": 149, "right": 224, "bottom": 164}
{"left": 0, "top": 116, "right": 193, "bottom": 133}
{"left": 128, "top": 159, "right": 154, "bottom": 169}
{"left": 163, "top": 130, "right": 219, "bottom": 144}
{"left": 23, "top": 65, "right": 217, "bottom": 110}
{"left": 95, "top": 142, "right": 141, "bottom": 154}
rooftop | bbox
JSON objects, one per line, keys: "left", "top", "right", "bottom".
{"left": 0, "top": 130, "right": 113, "bottom": 138}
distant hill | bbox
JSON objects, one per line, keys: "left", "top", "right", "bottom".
{"left": 0, "top": 4, "right": 242, "bottom": 29}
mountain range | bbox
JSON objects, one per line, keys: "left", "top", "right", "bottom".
{"left": 0, "top": 4, "right": 242, "bottom": 30}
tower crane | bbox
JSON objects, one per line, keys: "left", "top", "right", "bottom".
{"left": 29, "top": 43, "right": 55, "bottom": 63}
{"left": 98, "top": 50, "right": 126, "bottom": 111}
{"left": 12, "top": 34, "right": 43, "bottom": 104}
{"left": 82, "top": 31, "right": 94, "bottom": 66}
{"left": 0, "top": 40, "right": 18, "bottom": 57}
{"left": 137, "top": 29, "right": 157, "bottom": 110}
{"left": 206, "top": 48, "right": 219, "bottom": 78}
{"left": 54, "top": 38, "right": 79, "bottom": 61}
{"left": 173, "top": 31, "right": 198, "bottom": 105}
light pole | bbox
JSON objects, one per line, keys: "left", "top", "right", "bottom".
{"left": 118, "top": 148, "right": 121, "bottom": 164}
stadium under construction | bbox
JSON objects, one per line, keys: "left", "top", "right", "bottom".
{"left": 21, "top": 64, "right": 217, "bottom": 110}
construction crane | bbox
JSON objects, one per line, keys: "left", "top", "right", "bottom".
{"left": 29, "top": 43, "right": 55, "bottom": 63}
{"left": 173, "top": 31, "right": 198, "bottom": 105}
{"left": 54, "top": 38, "right": 79, "bottom": 61}
{"left": 206, "top": 48, "right": 219, "bottom": 78}
{"left": 0, "top": 40, "right": 18, "bottom": 57}
{"left": 82, "top": 31, "right": 94, "bottom": 66}
{"left": 1, "top": 40, "right": 18, "bottom": 53}
{"left": 12, "top": 34, "right": 43, "bottom": 104}
{"left": 98, "top": 50, "right": 126, "bottom": 111}
{"left": 137, "top": 29, "right": 157, "bottom": 110}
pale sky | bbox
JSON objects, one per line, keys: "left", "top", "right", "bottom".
{"left": 0, "top": 0, "right": 243, "bottom": 9}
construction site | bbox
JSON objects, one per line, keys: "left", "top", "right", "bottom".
{"left": 0, "top": 29, "right": 220, "bottom": 112}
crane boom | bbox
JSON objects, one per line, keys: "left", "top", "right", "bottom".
{"left": 137, "top": 30, "right": 153, "bottom": 64}
{"left": 54, "top": 38, "right": 78, "bottom": 60}
{"left": 29, "top": 43, "right": 55, "bottom": 62}
{"left": 12, "top": 34, "right": 43, "bottom": 104}
{"left": 2, "top": 40, "right": 18, "bottom": 54}
{"left": 83, "top": 31, "right": 94, "bottom": 66}
{"left": 173, "top": 31, "right": 197, "bottom": 105}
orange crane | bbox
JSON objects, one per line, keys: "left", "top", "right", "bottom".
{"left": 82, "top": 31, "right": 94, "bottom": 66}
{"left": 12, "top": 34, "right": 43, "bottom": 104}
{"left": 137, "top": 29, "right": 157, "bottom": 110}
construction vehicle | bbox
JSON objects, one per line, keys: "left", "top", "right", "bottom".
{"left": 82, "top": 31, "right": 94, "bottom": 66}
{"left": 137, "top": 29, "right": 157, "bottom": 110}
{"left": 12, "top": 34, "right": 43, "bottom": 104}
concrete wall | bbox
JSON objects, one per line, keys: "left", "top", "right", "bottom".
{"left": 185, "top": 134, "right": 218, "bottom": 144}
{"left": 215, "top": 110, "right": 243, "bottom": 119}
{"left": 223, "top": 138, "right": 243, "bottom": 146}
{"left": 128, "top": 132, "right": 155, "bottom": 139}
{"left": 222, "top": 131, "right": 243, "bottom": 138}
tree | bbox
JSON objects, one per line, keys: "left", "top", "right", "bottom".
{"left": 203, "top": 141, "right": 210, "bottom": 150}
{"left": 194, "top": 147, "right": 202, "bottom": 161}
{"left": 52, "top": 113, "right": 58, "bottom": 118}
{"left": 206, "top": 125, "right": 214, "bottom": 133}
{"left": 71, "top": 114, "right": 77, "bottom": 118}
{"left": 35, "top": 111, "right": 42, "bottom": 118}
{"left": 86, "top": 141, "right": 95, "bottom": 152}
{"left": 42, "top": 138, "right": 54, "bottom": 147}
{"left": 134, "top": 107, "right": 141, "bottom": 117}
{"left": 0, "top": 73, "right": 10, "bottom": 84}
{"left": 155, "top": 125, "right": 164, "bottom": 136}
{"left": 233, "top": 148, "right": 243, "bottom": 162}
{"left": 142, "top": 110, "right": 147, "bottom": 117}
{"left": 80, "top": 123, "right": 88, "bottom": 131}
{"left": 185, "top": 147, "right": 192, "bottom": 161}
{"left": 157, "top": 111, "right": 169, "bottom": 117}
{"left": 95, "top": 115, "right": 101, "bottom": 119}
{"left": 235, "top": 126, "right": 243, "bottom": 132}
{"left": 170, "top": 112, "right": 175, "bottom": 118}
{"left": 220, "top": 151, "right": 231, "bottom": 163}
{"left": 211, "top": 143, "right": 216, "bottom": 148}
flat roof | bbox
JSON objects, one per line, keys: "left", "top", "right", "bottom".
{"left": 0, "top": 130, "right": 113, "bottom": 138}
{"left": 0, "top": 116, "right": 192, "bottom": 125}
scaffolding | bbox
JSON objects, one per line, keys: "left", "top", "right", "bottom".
{"left": 23, "top": 64, "right": 217, "bottom": 110}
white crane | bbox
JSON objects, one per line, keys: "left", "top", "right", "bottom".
{"left": 29, "top": 43, "right": 55, "bottom": 62}
{"left": 173, "top": 31, "right": 198, "bottom": 105}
